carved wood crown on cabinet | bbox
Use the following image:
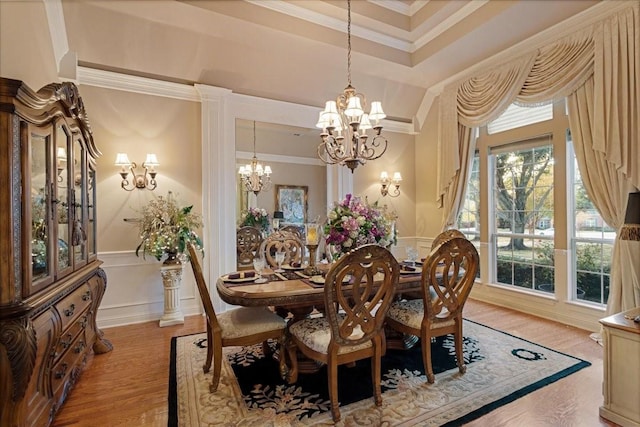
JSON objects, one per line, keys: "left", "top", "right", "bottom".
{"left": 0, "top": 77, "right": 112, "bottom": 427}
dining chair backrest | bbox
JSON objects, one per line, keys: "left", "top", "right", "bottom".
{"left": 323, "top": 244, "right": 400, "bottom": 348}
{"left": 236, "top": 226, "right": 263, "bottom": 268}
{"left": 259, "top": 230, "right": 304, "bottom": 267}
{"left": 280, "top": 225, "right": 304, "bottom": 240}
{"left": 188, "top": 243, "right": 222, "bottom": 333}
{"left": 422, "top": 237, "right": 479, "bottom": 322}
{"left": 430, "top": 229, "right": 466, "bottom": 251}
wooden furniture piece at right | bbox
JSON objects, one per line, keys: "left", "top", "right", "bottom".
{"left": 0, "top": 77, "right": 111, "bottom": 426}
{"left": 599, "top": 307, "right": 640, "bottom": 427}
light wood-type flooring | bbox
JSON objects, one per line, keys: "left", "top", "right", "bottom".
{"left": 51, "top": 299, "right": 617, "bottom": 426}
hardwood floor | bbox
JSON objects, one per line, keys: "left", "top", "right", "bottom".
{"left": 52, "top": 299, "right": 617, "bottom": 426}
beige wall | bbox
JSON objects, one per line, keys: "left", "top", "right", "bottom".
{"left": 0, "top": 2, "right": 59, "bottom": 89}
{"left": 79, "top": 85, "right": 203, "bottom": 253}
{"left": 352, "top": 130, "right": 417, "bottom": 238}
{"left": 415, "top": 97, "right": 442, "bottom": 238}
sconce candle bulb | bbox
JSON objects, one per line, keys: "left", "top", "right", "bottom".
{"left": 380, "top": 170, "right": 402, "bottom": 197}
{"left": 115, "top": 152, "right": 159, "bottom": 191}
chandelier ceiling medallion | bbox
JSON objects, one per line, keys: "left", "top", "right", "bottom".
{"left": 316, "top": 0, "right": 388, "bottom": 173}
{"left": 239, "top": 121, "right": 272, "bottom": 195}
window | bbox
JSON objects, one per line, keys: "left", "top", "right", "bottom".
{"left": 491, "top": 141, "right": 555, "bottom": 293}
{"left": 457, "top": 152, "right": 481, "bottom": 277}
{"left": 474, "top": 100, "right": 609, "bottom": 324}
{"left": 569, "top": 141, "right": 613, "bottom": 304}
{"left": 487, "top": 103, "right": 553, "bottom": 134}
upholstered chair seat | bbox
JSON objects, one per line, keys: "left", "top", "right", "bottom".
{"left": 387, "top": 300, "right": 455, "bottom": 330}
{"left": 289, "top": 315, "right": 373, "bottom": 355}
{"left": 218, "top": 307, "right": 288, "bottom": 339}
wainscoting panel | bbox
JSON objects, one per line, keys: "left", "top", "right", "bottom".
{"left": 96, "top": 251, "right": 201, "bottom": 329}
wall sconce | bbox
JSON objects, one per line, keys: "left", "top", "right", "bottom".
{"left": 115, "top": 152, "right": 159, "bottom": 191}
{"left": 380, "top": 171, "right": 402, "bottom": 197}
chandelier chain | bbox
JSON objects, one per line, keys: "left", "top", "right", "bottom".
{"left": 347, "top": 0, "right": 352, "bottom": 87}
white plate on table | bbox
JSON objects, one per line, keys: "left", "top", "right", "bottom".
{"left": 310, "top": 275, "right": 351, "bottom": 284}
{"left": 223, "top": 274, "right": 256, "bottom": 283}
{"left": 400, "top": 267, "right": 422, "bottom": 275}
{"left": 282, "top": 264, "right": 304, "bottom": 271}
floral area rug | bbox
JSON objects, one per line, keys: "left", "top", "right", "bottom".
{"left": 169, "top": 320, "right": 590, "bottom": 426}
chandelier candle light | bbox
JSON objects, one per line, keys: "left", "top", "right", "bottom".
{"left": 239, "top": 121, "right": 272, "bottom": 195}
{"left": 316, "top": 0, "right": 388, "bottom": 173}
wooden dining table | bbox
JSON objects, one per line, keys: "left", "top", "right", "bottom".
{"left": 216, "top": 265, "right": 425, "bottom": 321}
{"left": 216, "top": 264, "right": 426, "bottom": 378}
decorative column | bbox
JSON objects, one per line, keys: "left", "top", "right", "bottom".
{"left": 159, "top": 255, "right": 185, "bottom": 327}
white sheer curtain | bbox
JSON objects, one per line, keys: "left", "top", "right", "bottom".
{"left": 436, "top": 3, "right": 639, "bottom": 314}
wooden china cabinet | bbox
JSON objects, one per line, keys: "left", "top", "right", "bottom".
{"left": 0, "top": 77, "right": 111, "bottom": 427}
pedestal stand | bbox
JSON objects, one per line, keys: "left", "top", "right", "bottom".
{"left": 159, "top": 261, "right": 185, "bottom": 327}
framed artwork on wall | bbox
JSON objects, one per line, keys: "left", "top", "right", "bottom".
{"left": 275, "top": 185, "right": 308, "bottom": 225}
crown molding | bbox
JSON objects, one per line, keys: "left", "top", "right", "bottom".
{"left": 77, "top": 67, "right": 201, "bottom": 101}
{"left": 236, "top": 151, "right": 325, "bottom": 167}
{"left": 78, "top": 67, "right": 415, "bottom": 134}
{"left": 247, "top": 0, "right": 412, "bottom": 51}
{"left": 42, "top": 0, "right": 69, "bottom": 73}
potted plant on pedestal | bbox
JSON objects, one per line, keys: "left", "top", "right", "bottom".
{"left": 136, "top": 191, "right": 203, "bottom": 327}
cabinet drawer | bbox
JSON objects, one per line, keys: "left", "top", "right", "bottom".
{"left": 55, "top": 283, "right": 92, "bottom": 331}
{"left": 52, "top": 311, "right": 90, "bottom": 361}
{"left": 51, "top": 329, "right": 89, "bottom": 396}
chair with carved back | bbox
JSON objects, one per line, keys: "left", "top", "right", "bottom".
{"left": 430, "top": 228, "right": 466, "bottom": 251}
{"left": 187, "top": 243, "right": 287, "bottom": 392}
{"left": 259, "top": 230, "right": 305, "bottom": 268}
{"left": 285, "top": 244, "right": 400, "bottom": 422}
{"left": 236, "top": 226, "right": 263, "bottom": 270}
{"left": 280, "top": 224, "right": 304, "bottom": 240}
{"left": 402, "top": 228, "right": 468, "bottom": 301}
{"left": 386, "top": 237, "right": 479, "bottom": 383}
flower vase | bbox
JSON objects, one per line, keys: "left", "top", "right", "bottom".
{"left": 159, "top": 251, "right": 185, "bottom": 327}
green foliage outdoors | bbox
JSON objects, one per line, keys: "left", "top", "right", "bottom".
{"left": 497, "top": 241, "right": 610, "bottom": 304}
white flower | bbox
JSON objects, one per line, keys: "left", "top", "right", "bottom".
{"left": 357, "top": 216, "right": 366, "bottom": 225}
{"left": 343, "top": 238, "right": 352, "bottom": 248}
{"left": 328, "top": 210, "right": 338, "bottom": 220}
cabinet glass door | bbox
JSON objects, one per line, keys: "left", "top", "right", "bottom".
{"left": 55, "top": 124, "right": 71, "bottom": 273}
{"left": 87, "top": 166, "right": 96, "bottom": 259}
{"left": 72, "top": 138, "right": 86, "bottom": 266}
{"left": 30, "top": 133, "right": 51, "bottom": 284}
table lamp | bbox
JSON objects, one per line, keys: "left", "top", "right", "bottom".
{"left": 620, "top": 192, "right": 640, "bottom": 241}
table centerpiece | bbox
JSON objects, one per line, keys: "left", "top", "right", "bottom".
{"left": 324, "top": 193, "right": 397, "bottom": 261}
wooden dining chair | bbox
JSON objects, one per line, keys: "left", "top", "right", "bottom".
{"left": 280, "top": 224, "right": 304, "bottom": 240}
{"left": 431, "top": 228, "right": 466, "bottom": 250}
{"left": 386, "top": 237, "right": 479, "bottom": 383}
{"left": 187, "top": 243, "right": 287, "bottom": 392}
{"left": 236, "top": 226, "right": 263, "bottom": 270}
{"left": 285, "top": 244, "right": 400, "bottom": 422}
{"left": 259, "top": 230, "right": 305, "bottom": 268}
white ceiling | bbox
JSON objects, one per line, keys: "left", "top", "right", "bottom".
{"left": 60, "top": 0, "right": 602, "bottom": 128}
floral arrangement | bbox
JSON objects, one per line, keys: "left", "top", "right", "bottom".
{"left": 135, "top": 192, "right": 203, "bottom": 261}
{"left": 239, "top": 207, "right": 270, "bottom": 232}
{"left": 324, "top": 193, "right": 397, "bottom": 260}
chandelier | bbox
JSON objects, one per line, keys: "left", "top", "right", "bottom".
{"left": 238, "top": 121, "right": 272, "bottom": 195}
{"left": 315, "top": 0, "right": 388, "bottom": 173}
